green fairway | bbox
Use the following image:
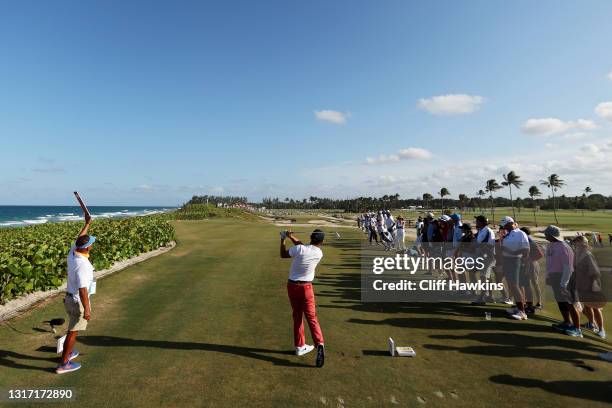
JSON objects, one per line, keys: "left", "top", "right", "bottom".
{"left": 1, "top": 218, "right": 611, "bottom": 407}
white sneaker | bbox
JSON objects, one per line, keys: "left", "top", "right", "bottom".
{"left": 295, "top": 344, "right": 315, "bottom": 356}
{"left": 599, "top": 352, "right": 612, "bottom": 362}
{"left": 598, "top": 329, "right": 607, "bottom": 339}
{"left": 503, "top": 298, "right": 514, "bottom": 305}
{"left": 510, "top": 311, "right": 528, "bottom": 320}
{"left": 506, "top": 307, "right": 519, "bottom": 315}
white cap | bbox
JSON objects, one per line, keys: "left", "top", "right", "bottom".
{"left": 440, "top": 215, "right": 451, "bottom": 222}
{"left": 499, "top": 216, "right": 515, "bottom": 227}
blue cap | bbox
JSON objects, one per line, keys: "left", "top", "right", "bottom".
{"left": 451, "top": 213, "right": 461, "bottom": 221}
{"left": 76, "top": 235, "right": 96, "bottom": 249}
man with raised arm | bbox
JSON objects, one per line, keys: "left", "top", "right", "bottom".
{"left": 56, "top": 213, "right": 95, "bottom": 374}
{"left": 280, "top": 229, "right": 326, "bottom": 368}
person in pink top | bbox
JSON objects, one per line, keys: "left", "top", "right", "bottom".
{"left": 544, "top": 225, "right": 582, "bottom": 337}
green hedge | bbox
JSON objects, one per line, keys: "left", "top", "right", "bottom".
{"left": 171, "top": 204, "right": 257, "bottom": 221}
{"left": 0, "top": 215, "right": 174, "bottom": 304}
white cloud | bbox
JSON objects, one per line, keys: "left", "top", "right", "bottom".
{"left": 366, "top": 147, "right": 432, "bottom": 165}
{"left": 418, "top": 94, "right": 484, "bottom": 115}
{"left": 314, "top": 109, "right": 349, "bottom": 124}
{"left": 366, "top": 154, "right": 399, "bottom": 165}
{"left": 595, "top": 101, "right": 612, "bottom": 121}
{"left": 522, "top": 117, "right": 597, "bottom": 136}
{"left": 302, "top": 137, "right": 612, "bottom": 199}
{"left": 397, "top": 147, "right": 433, "bottom": 160}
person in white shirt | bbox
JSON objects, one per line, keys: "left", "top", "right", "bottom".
{"left": 280, "top": 229, "right": 326, "bottom": 367}
{"left": 376, "top": 216, "right": 390, "bottom": 250}
{"left": 500, "top": 216, "right": 530, "bottom": 320}
{"left": 471, "top": 215, "right": 497, "bottom": 305}
{"left": 395, "top": 216, "right": 406, "bottom": 252}
{"left": 57, "top": 214, "right": 95, "bottom": 374}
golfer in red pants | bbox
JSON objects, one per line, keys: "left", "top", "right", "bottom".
{"left": 280, "top": 229, "right": 325, "bottom": 367}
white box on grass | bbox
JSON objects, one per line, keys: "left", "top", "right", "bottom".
{"left": 57, "top": 335, "right": 66, "bottom": 354}
{"left": 388, "top": 337, "right": 416, "bottom": 357}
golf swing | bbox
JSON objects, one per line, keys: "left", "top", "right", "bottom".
{"left": 280, "top": 229, "right": 326, "bottom": 367}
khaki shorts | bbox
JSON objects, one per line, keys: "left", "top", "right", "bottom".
{"left": 546, "top": 273, "right": 576, "bottom": 304}
{"left": 64, "top": 295, "right": 88, "bottom": 332}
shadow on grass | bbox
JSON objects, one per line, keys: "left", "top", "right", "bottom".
{"left": 362, "top": 350, "right": 390, "bottom": 356}
{"left": 78, "top": 336, "right": 313, "bottom": 368}
{"left": 428, "top": 332, "right": 608, "bottom": 354}
{"left": 0, "top": 350, "right": 57, "bottom": 372}
{"left": 490, "top": 374, "right": 612, "bottom": 404}
{"left": 423, "top": 342, "right": 602, "bottom": 365}
{"left": 347, "top": 316, "right": 553, "bottom": 333}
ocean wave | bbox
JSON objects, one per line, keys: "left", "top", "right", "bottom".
{"left": 56, "top": 215, "right": 82, "bottom": 222}
{"left": 0, "top": 208, "right": 175, "bottom": 228}
{"left": 23, "top": 219, "right": 49, "bottom": 225}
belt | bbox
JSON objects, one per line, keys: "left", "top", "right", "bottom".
{"left": 288, "top": 279, "right": 311, "bottom": 284}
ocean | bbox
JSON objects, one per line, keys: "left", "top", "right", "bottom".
{"left": 0, "top": 205, "right": 176, "bottom": 228}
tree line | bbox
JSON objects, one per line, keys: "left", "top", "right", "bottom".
{"left": 260, "top": 193, "right": 612, "bottom": 213}
{"left": 187, "top": 195, "right": 248, "bottom": 206}
{"left": 190, "top": 173, "right": 612, "bottom": 225}
{"left": 260, "top": 172, "right": 612, "bottom": 225}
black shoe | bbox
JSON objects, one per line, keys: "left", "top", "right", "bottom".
{"left": 525, "top": 306, "right": 536, "bottom": 315}
{"left": 316, "top": 344, "right": 325, "bottom": 368}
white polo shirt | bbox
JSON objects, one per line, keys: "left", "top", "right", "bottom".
{"left": 476, "top": 226, "right": 496, "bottom": 246}
{"left": 501, "top": 228, "right": 530, "bottom": 258}
{"left": 67, "top": 246, "right": 95, "bottom": 302}
{"left": 288, "top": 244, "right": 323, "bottom": 282}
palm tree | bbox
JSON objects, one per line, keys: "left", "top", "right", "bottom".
{"left": 485, "top": 179, "right": 502, "bottom": 222}
{"left": 528, "top": 185, "right": 541, "bottom": 226}
{"left": 540, "top": 174, "right": 565, "bottom": 224}
{"left": 581, "top": 186, "right": 592, "bottom": 216}
{"left": 439, "top": 188, "right": 450, "bottom": 213}
{"left": 458, "top": 194, "right": 468, "bottom": 212}
{"left": 477, "top": 189, "right": 486, "bottom": 213}
{"left": 501, "top": 171, "right": 523, "bottom": 220}
{"left": 422, "top": 193, "right": 433, "bottom": 211}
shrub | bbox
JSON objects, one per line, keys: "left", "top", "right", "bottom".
{"left": 0, "top": 215, "right": 174, "bottom": 304}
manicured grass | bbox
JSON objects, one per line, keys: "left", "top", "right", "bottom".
{"left": 0, "top": 218, "right": 610, "bottom": 407}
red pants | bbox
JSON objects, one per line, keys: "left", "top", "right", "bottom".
{"left": 287, "top": 282, "right": 325, "bottom": 347}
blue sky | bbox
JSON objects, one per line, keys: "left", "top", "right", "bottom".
{"left": 1, "top": 1, "right": 612, "bottom": 205}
